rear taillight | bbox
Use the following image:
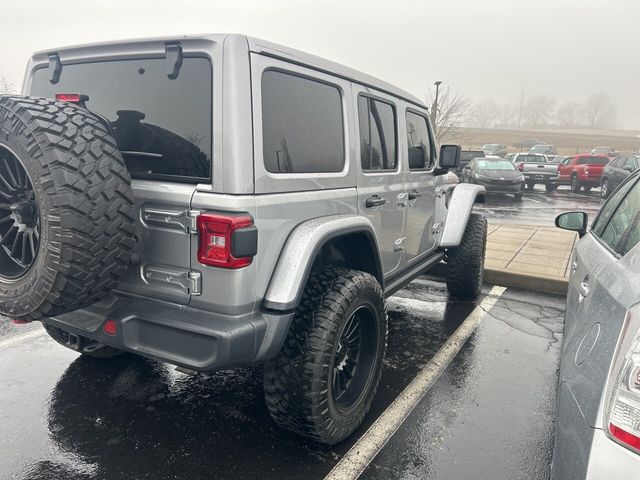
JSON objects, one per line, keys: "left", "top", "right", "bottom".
{"left": 197, "top": 213, "right": 257, "bottom": 269}
{"left": 517, "top": 162, "right": 524, "bottom": 171}
{"left": 606, "top": 305, "right": 640, "bottom": 454}
{"left": 585, "top": 166, "right": 590, "bottom": 176}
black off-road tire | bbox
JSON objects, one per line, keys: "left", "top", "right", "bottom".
{"left": 44, "top": 324, "right": 124, "bottom": 358}
{"left": 0, "top": 96, "right": 136, "bottom": 320}
{"left": 263, "top": 266, "right": 387, "bottom": 445}
{"left": 446, "top": 213, "right": 487, "bottom": 299}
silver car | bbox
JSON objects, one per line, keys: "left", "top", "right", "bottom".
{"left": 553, "top": 170, "right": 640, "bottom": 478}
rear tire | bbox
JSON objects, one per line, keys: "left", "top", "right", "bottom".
{"left": 526, "top": 182, "right": 535, "bottom": 190}
{"left": 446, "top": 213, "right": 487, "bottom": 299}
{"left": 44, "top": 325, "right": 124, "bottom": 358}
{"left": 263, "top": 266, "right": 387, "bottom": 445}
{"left": 570, "top": 174, "right": 581, "bottom": 193}
{"left": 601, "top": 179, "right": 610, "bottom": 198}
{"left": 583, "top": 185, "right": 592, "bottom": 192}
{"left": 545, "top": 183, "right": 557, "bottom": 192}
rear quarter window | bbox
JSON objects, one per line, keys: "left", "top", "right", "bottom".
{"left": 30, "top": 57, "right": 213, "bottom": 183}
{"left": 261, "top": 70, "right": 345, "bottom": 174}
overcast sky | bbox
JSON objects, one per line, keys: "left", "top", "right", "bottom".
{"left": 1, "top": 0, "right": 639, "bottom": 129}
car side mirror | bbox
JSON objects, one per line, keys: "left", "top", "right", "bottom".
{"left": 435, "top": 144, "right": 461, "bottom": 175}
{"left": 624, "top": 165, "right": 633, "bottom": 172}
{"left": 555, "top": 211, "right": 588, "bottom": 238}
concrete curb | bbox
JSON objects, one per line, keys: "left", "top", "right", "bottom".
{"left": 428, "top": 262, "right": 568, "bottom": 296}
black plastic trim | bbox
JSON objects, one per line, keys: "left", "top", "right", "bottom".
{"left": 232, "top": 226, "right": 258, "bottom": 258}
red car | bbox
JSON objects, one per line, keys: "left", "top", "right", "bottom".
{"left": 557, "top": 154, "right": 609, "bottom": 192}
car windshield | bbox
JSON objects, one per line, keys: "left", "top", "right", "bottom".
{"left": 461, "top": 151, "right": 484, "bottom": 160}
{"left": 592, "top": 148, "right": 609, "bottom": 154}
{"left": 476, "top": 159, "right": 515, "bottom": 170}
{"left": 482, "top": 144, "right": 497, "bottom": 149}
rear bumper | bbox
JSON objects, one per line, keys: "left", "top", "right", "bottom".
{"left": 523, "top": 173, "right": 558, "bottom": 183}
{"left": 42, "top": 295, "right": 294, "bottom": 371}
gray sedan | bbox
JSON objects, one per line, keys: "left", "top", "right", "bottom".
{"left": 553, "top": 170, "right": 640, "bottom": 478}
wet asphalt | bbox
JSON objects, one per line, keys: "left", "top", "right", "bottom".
{"left": 475, "top": 184, "right": 604, "bottom": 225}
{"left": 0, "top": 278, "right": 566, "bottom": 480}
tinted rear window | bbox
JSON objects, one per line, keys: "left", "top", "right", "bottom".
{"left": 577, "top": 156, "right": 608, "bottom": 165}
{"left": 519, "top": 155, "right": 546, "bottom": 163}
{"left": 30, "top": 57, "right": 213, "bottom": 183}
{"left": 261, "top": 70, "right": 344, "bottom": 173}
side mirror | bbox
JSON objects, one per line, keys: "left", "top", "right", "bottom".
{"left": 555, "top": 211, "right": 588, "bottom": 238}
{"left": 436, "top": 144, "right": 461, "bottom": 175}
{"left": 624, "top": 165, "right": 633, "bottom": 172}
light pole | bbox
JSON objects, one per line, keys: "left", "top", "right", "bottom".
{"left": 431, "top": 80, "right": 443, "bottom": 133}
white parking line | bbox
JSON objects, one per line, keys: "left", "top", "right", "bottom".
{"left": 0, "top": 328, "right": 46, "bottom": 348}
{"left": 324, "top": 286, "right": 506, "bottom": 480}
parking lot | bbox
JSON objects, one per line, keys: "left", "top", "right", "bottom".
{"left": 0, "top": 279, "right": 564, "bottom": 480}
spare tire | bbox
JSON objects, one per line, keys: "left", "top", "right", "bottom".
{"left": 0, "top": 96, "right": 136, "bottom": 320}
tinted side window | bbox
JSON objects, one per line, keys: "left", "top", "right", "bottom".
{"left": 406, "top": 111, "right": 433, "bottom": 170}
{"left": 577, "top": 157, "right": 587, "bottom": 165}
{"left": 30, "top": 58, "right": 213, "bottom": 182}
{"left": 262, "top": 71, "right": 344, "bottom": 173}
{"left": 358, "top": 96, "right": 397, "bottom": 171}
{"left": 593, "top": 176, "right": 640, "bottom": 253}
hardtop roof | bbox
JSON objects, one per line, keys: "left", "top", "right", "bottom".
{"left": 31, "top": 33, "right": 427, "bottom": 109}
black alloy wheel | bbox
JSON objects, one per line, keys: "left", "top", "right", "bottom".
{"left": 331, "top": 305, "right": 378, "bottom": 410}
{"left": 0, "top": 145, "right": 39, "bottom": 279}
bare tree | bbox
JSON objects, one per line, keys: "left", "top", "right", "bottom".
{"left": 426, "top": 86, "right": 472, "bottom": 141}
{"left": 469, "top": 100, "right": 501, "bottom": 128}
{"left": 496, "top": 103, "right": 519, "bottom": 127}
{"left": 0, "top": 77, "right": 16, "bottom": 94}
{"left": 523, "top": 95, "right": 555, "bottom": 127}
{"left": 555, "top": 101, "right": 583, "bottom": 127}
{"left": 583, "top": 93, "right": 616, "bottom": 129}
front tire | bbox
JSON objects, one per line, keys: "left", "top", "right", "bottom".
{"left": 601, "top": 179, "right": 610, "bottom": 198}
{"left": 571, "top": 175, "right": 581, "bottom": 193}
{"left": 263, "top": 266, "right": 387, "bottom": 444}
{"left": 446, "top": 213, "right": 487, "bottom": 299}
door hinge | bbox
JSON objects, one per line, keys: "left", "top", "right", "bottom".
{"left": 142, "top": 208, "right": 200, "bottom": 234}
{"left": 143, "top": 265, "right": 202, "bottom": 295}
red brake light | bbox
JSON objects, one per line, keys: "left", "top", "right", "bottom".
{"left": 103, "top": 319, "right": 117, "bottom": 336}
{"left": 610, "top": 424, "right": 640, "bottom": 451}
{"left": 55, "top": 93, "right": 82, "bottom": 102}
{"left": 197, "top": 213, "right": 255, "bottom": 269}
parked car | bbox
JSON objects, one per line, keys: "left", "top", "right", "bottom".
{"left": 601, "top": 155, "right": 640, "bottom": 198}
{"left": 460, "top": 157, "right": 524, "bottom": 198}
{"left": 591, "top": 146, "right": 617, "bottom": 157}
{"left": 0, "top": 33, "right": 487, "bottom": 445}
{"left": 506, "top": 153, "right": 558, "bottom": 191}
{"left": 458, "top": 150, "right": 485, "bottom": 175}
{"left": 529, "top": 144, "right": 558, "bottom": 155}
{"left": 481, "top": 143, "right": 508, "bottom": 157}
{"left": 557, "top": 154, "right": 609, "bottom": 192}
{"left": 552, "top": 170, "right": 640, "bottom": 479}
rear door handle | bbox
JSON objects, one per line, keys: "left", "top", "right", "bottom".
{"left": 366, "top": 195, "right": 386, "bottom": 208}
{"left": 408, "top": 189, "right": 422, "bottom": 200}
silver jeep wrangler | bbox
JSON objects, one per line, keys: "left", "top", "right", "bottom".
{"left": 0, "top": 34, "right": 486, "bottom": 444}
